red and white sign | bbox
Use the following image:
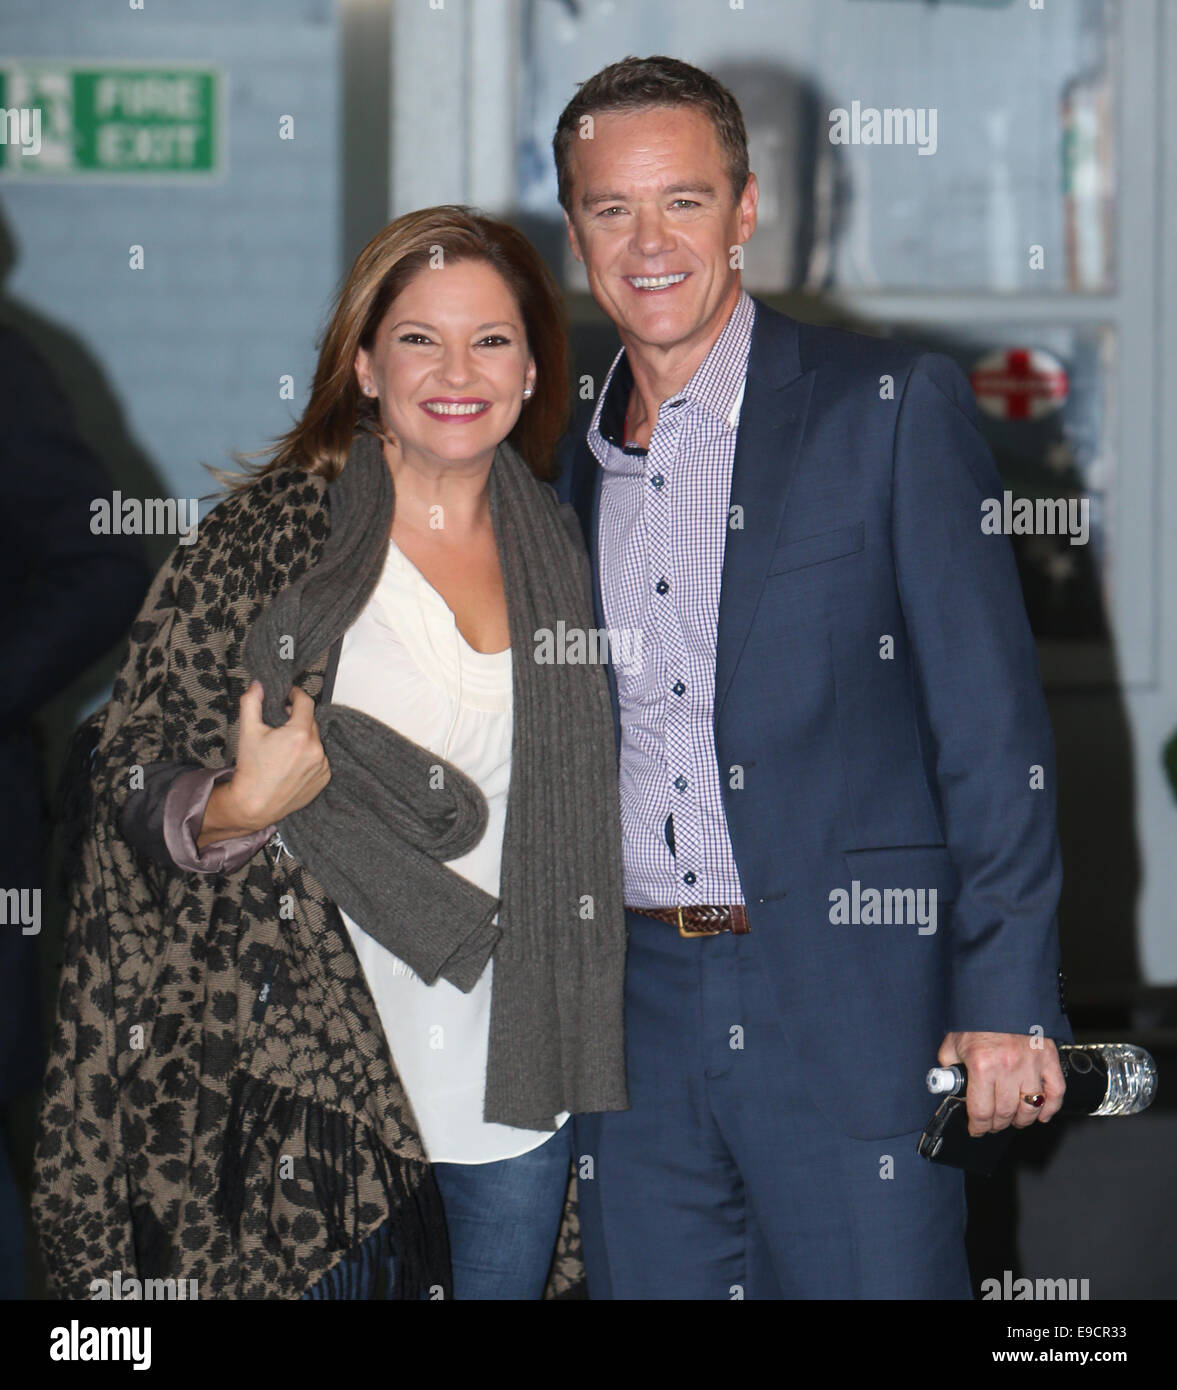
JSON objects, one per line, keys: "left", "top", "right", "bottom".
{"left": 968, "top": 347, "right": 1069, "bottom": 421}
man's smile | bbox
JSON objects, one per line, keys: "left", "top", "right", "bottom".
{"left": 624, "top": 272, "right": 690, "bottom": 292}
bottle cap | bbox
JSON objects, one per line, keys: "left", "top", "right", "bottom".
{"left": 926, "top": 1066, "right": 959, "bottom": 1094}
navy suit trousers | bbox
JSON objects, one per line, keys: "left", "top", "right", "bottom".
{"left": 574, "top": 911, "right": 973, "bottom": 1299}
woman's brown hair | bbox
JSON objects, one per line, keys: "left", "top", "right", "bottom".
{"left": 225, "top": 205, "right": 569, "bottom": 489}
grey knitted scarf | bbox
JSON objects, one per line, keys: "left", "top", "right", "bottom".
{"left": 242, "top": 423, "right": 628, "bottom": 1131}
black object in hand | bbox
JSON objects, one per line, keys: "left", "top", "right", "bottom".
{"left": 917, "top": 1043, "right": 1157, "bottom": 1174}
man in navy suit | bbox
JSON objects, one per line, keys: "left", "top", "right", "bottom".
{"left": 551, "top": 56, "right": 1071, "bottom": 1299}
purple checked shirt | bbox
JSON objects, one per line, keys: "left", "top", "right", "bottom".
{"left": 589, "top": 289, "right": 754, "bottom": 909}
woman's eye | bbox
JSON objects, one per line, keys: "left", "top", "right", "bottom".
{"left": 397, "top": 334, "right": 509, "bottom": 346}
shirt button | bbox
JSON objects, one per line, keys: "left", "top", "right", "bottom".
{"left": 682, "top": 871, "right": 697, "bottom": 886}
{"left": 655, "top": 578, "right": 670, "bottom": 595}
{"left": 669, "top": 399, "right": 684, "bottom": 408}
{"left": 650, "top": 473, "right": 665, "bottom": 489}
{"left": 672, "top": 680, "right": 685, "bottom": 696}
{"left": 673, "top": 775, "right": 688, "bottom": 792}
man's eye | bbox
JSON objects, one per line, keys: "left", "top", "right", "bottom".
{"left": 598, "top": 206, "right": 624, "bottom": 218}
{"left": 671, "top": 199, "right": 698, "bottom": 209}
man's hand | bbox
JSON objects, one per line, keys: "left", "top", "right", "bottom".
{"left": 938, "top": 1032, "right": 1064, "bottom": 1135}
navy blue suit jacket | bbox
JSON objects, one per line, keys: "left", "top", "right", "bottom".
{"left": 555, "top": 297, "right": 1072, "bottom": 1138}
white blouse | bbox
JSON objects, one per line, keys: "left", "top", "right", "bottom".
{"left": 332, "top": 537, "right": 570, "bottom": 1164}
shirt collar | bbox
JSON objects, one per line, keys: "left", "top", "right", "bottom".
{"left": 589, "top": 289, "right": 755, "bottom": 456}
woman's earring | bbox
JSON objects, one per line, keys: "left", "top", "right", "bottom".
{"left": 523, "top": 386, "right": 533, "bottom": 399}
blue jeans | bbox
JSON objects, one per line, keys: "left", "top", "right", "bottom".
{"left": 302, "top": 1123, "right": 573, "bottom": 1300}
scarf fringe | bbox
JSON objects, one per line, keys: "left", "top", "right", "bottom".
{"left": 216, "top": 1072, "right": 451, "bottom": 1299}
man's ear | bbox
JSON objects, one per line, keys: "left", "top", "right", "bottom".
{"left": 564, "top": 211, "right": 585, "bottom": 264}
{"left": 737, "top": 171, "right": 759, "bottom": 243}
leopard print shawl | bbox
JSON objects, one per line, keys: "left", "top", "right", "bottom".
{"left": 32, "top": 464, "right": 585, "bottom": 1300}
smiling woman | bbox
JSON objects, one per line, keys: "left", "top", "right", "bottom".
{"left": 356, "top": 259, "right": 535, "bottom": 466}
{"left": 36, "top": 205, "right": 628, "bottom": 1303}
{"left": 232, "top": 206, "right": 571, "bottom": 486}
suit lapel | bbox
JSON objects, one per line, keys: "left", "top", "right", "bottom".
{"left": 570, "top": 426, "right": 621, "bottom": 751}
{"left": 714, "top": 302, "right": 814, "bottom": 721}
{"left": 569, "top": 300, "right": 813, "bottom": 744}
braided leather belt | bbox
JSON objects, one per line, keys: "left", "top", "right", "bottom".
{"left": 626, "top": 904, "right": 751, "bottom": 938}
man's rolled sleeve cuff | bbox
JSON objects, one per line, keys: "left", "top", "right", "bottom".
{"left": 164, "top": 767, "right": 274, "bottom": 873}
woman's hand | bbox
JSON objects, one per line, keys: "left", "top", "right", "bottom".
{"left": 196, "top": 682, "right": 331, "bottom": 847}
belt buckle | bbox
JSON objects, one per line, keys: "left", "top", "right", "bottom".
{"left": 677, "top": 904, "right": 722, "bottom": 938}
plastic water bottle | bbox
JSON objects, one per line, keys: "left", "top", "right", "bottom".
{"left": 1069, "top": 1043, "right": 1158, "bottom": 1116}
{"left": 926, "top": 1042, "right": 1157, "bottom": 1115}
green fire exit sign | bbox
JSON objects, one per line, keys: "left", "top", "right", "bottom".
{"left": 0, "top": 63, "right": 222, "bottom": 176}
